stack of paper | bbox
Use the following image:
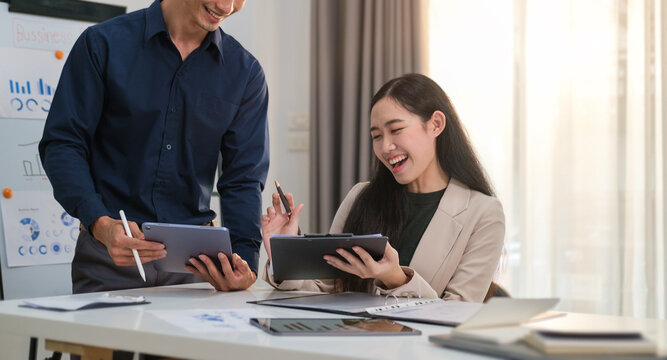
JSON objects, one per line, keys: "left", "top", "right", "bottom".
{"left": 524, "top": 329, "right": 657, "bottom": 356}
{"left": 429, "top": 298, "right": 660, "bottom": 359}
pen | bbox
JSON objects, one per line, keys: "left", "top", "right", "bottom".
{"left": 274, "top": 180, "right": 301, "bottom": 235}
{"left": 119, "top": 210, "right": 146, "bottom": 282}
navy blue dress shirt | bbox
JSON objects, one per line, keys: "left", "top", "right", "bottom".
{"left": 39, "top": 0, "right": 269, "bottom": 274}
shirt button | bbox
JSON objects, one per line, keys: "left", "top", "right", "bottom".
{"left": 170, "top": 107, "right": 176, "bottom": 113}
{"left": 166, "top": 144, "right": 172, "bottom": 150}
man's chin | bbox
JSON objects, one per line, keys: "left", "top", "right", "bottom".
{"left": 198, "top": 22, "right": 220, "bottom": 32}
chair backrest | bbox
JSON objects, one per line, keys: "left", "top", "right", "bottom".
{"left": 483, "top": 281, "right": 510, "bottom": 302}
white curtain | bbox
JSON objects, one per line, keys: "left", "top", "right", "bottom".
{"left": 429, "top": 0, "right": 666, "bottom": 318}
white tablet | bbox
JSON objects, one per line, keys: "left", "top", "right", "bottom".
{"left": 142, "top": 222, "right": 232, "bottom": 273}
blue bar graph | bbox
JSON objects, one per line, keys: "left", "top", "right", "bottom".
{"left": 9, "top": 78, "right": 51, "bottom": 96}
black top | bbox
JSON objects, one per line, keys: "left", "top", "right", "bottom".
{"left": 396, "top": 188, "right": 446, "bottom": 266}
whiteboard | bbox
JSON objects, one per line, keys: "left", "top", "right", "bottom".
{"left": 0, "top": 3, "right": 94, "bottom": 300}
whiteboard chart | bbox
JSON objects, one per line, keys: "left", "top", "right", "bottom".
{"left": 1, "top": 191, "right": 79, "bottom": 267}
{"left": 0, "top": 47, "right": 65, "bottom": 120}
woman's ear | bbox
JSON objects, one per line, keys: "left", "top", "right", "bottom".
{"left": 429, "top": 111, "right": 446, "bottom": 137}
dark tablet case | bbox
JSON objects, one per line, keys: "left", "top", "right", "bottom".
{"left": 270, "top": 235, "right": 387, "bottom": 281}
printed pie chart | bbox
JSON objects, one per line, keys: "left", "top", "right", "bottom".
{"left": 19, "top": 217, "right": 40, "bottom": 241}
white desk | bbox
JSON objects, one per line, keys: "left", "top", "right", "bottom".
{"left": 0, "top": 282, "right": 665, "bottom": 360}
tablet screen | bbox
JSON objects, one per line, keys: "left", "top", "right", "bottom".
{"left": 250, "top": 318, "right": 421, "bottom": 336}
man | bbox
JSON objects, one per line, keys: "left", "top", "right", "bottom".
{"left": 39, "top": 0, "right": 267, "bottom": 294}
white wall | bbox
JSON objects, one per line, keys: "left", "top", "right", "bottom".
{"left": 221, "top": 0, "right": 311, "bottom": 276}
{"left": 222, "top": 0, "right": 311, "bottom": 232}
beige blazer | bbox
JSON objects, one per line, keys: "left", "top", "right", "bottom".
{"left": 263, "top": 178, "right": 505, "bottom": 302}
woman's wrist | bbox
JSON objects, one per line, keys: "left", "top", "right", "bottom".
{"left": 379, "top": 267, "right": 409, "bottom": 289}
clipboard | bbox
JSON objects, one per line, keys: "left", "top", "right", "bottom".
{"left": 270, "top": 234, "right": 388, "bottom": 281}
{"left": 249, "top": 292, "right": 484, "bottom": 327}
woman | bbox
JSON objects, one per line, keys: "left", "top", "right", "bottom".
{"left": 259, "top": 74, "right": 504, "bottom": 302}
{"left": 190, "top": 74, "right": 504, "bottom": 301}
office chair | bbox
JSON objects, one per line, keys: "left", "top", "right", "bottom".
{"left": 483, "top": 281, "right": 510, "bottom": 302}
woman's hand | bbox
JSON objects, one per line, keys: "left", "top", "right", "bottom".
{"left": 323, "top": 242, "right": 408, "bottom": 289}
{"left": 261, "top": 192, "right": 304, "bottom": 260}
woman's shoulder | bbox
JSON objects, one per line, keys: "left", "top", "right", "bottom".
{"left": 447, "top": 179, "right": 504, "bottom": 221}
{"left": 329, "top": 182, "right": 369, "bottom": 233}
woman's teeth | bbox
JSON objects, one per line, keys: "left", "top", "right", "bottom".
{"left": 388, "top": 155, "right": 407, "bottom": 166}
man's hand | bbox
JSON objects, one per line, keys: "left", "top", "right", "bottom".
{"left": 90, "top": 215, "right": 167, "bottom": 266}
{"left": 185, "top": 253, "right": 256, "bottom": 291}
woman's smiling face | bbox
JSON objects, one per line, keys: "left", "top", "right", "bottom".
{"left": 370, "top": 97, "right": 444, "bottom": 192}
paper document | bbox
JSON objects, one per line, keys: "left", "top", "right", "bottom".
{"left": 148, "top": 309, "right": 272, "bottom": 333}
{"left": 21, "top": 293, "right": 148, "bottom": 311}
{"left": 1, "top": 191, "right": 80, "bottom": 267}
{"left": 367, "top": 299, "right": 484, "bottom": 326}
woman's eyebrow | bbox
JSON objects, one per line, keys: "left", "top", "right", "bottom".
{"left": 370, "top": 119, "right": 405, "bottom": 132}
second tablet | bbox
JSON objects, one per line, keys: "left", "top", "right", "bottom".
{"left": 270, "top": 234, "right": 387, "bottom": 281}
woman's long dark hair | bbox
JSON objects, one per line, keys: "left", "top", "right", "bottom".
{"left": 339, "top": 73, "right": 495, "bottom": 292}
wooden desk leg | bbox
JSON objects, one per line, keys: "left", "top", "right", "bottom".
{"left": 45, "top": 339, "right": 114, "bottom": 360}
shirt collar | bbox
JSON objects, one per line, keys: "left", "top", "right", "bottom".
{"left": 203, "top": 28, "right": 225, "bottom": 62}
{"left": 144, "top": 0, "right": 167, "bottom": 43}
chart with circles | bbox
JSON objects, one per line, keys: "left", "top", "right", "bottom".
{"left": 1, "top": 190, "right": 79, "bottom": 267}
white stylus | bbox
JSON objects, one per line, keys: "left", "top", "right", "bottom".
{"left": 119, "top": 210, "right": 146, "bottom": 282}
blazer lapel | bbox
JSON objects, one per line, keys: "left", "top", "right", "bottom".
{"left": 409, "top": 179, "right": 470, "bottom": 293}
